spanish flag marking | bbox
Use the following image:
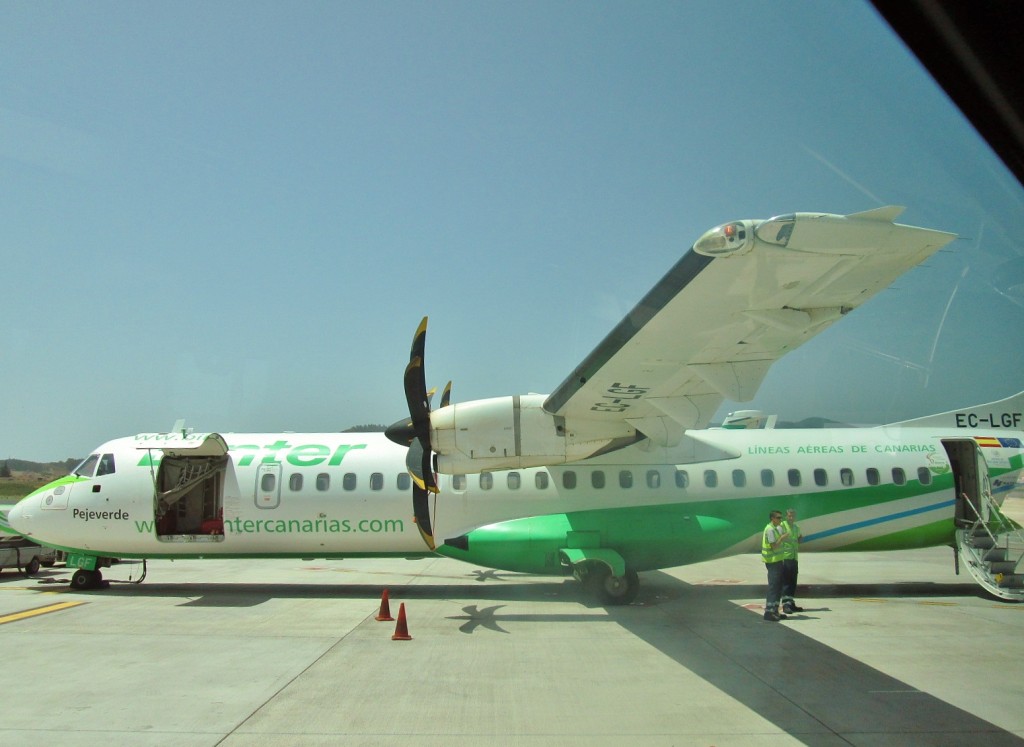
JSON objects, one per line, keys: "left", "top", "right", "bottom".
{"left": 975, "top": 436, "right": 1001, "bottom": 448}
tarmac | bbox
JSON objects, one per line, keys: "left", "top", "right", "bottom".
{"left": 2, "top": 543, "right": 1024, "bottom": 746}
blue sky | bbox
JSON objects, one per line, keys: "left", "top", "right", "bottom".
{"left": 3, "top": 1, "right": 1023, "bottom": 461}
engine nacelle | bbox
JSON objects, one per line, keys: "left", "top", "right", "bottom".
{"left": 430, "top": 394, "right": 633, "bottom": 474}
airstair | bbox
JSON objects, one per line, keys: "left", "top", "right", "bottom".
{"left": 955, "top": 493, "right": 1024, "bottom": 601}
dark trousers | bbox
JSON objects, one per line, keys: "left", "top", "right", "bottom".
{"left": 765, "top": 561, "right": 784, "bottom": 611}
{"left": 782, "top": 558, "right": 798, "bottom": 603}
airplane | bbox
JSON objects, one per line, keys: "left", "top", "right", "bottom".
{"left": 8, "top": 206, "right": 1024, "bottom": 603}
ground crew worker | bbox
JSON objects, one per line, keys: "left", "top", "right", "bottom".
{"left": 780, "top": 508, "right": 804, "bottom": 614}
{"left": 762, "top": 509, "right": 789, "bottom": 621}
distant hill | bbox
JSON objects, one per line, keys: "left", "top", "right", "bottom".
{"left": 342, "top": 424, "right": 387, "bottom": 433}
{"left": 775, "top": 417, "right": 858, "bottom": 429}
{"left": 4, "top": 458, "right": 80, "bottom": 475}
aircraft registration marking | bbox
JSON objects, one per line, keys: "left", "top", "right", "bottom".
{"left": 590, "top": 383, "right": 650, "bottom": 413}
{"left": 0, "top": 600, "right": 85, "bottom": 625}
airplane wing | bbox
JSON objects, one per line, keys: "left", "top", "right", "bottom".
{"left": 542, "top": 206, "right": 956, "bottom": 446}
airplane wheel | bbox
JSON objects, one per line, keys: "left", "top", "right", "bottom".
{"left": 588, "top": 566, "right": 640, "bottom": 605}
{"left": 24, "top": 557, "right": 40, "bottom": 575}
{"left": 71, "top": 569, "right": 100, "bottom": 590}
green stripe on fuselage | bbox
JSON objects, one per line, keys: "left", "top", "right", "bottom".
{"left": 437, "top": 476, "right": 959, "bottom": 575}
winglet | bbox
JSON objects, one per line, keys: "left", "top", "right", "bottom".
{"left": 847, "top": 205, "right": 905, "bottom": 222}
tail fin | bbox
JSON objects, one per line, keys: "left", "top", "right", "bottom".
{"left": 887, "top": 390, "right": 1024, "bottom": 430}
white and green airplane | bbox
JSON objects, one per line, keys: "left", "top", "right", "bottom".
{"left": 8, "top": 207, "right": 1024, "bottom": 602}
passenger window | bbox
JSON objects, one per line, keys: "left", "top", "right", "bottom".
{"left": 316, "top": 473, "right": 330, "bottom": 491}
{"left": 453, "top": 474, "right": 466, "bottom": 491}
{"left": 289, "top": 473, "right": 303, "bottom": 491}
{"left": 535, "top": 472, "right": 549, "bottom": 489}
{"left": 917, "top": 467, "right": 931, "bottom": 485}
{"left": 97, "top": 453, "right": 116, "bottom": 476}
{"left": 592, "top": 471, "right": 606, "bottom": 489}
{"left": 840, "top": 468, "right": 854, "bottom": 486}
{"left": 479, "top": 473, "right": 493, "bottom": 490}
{"left": 675, "top": 470, "right": 689, "bottom": 489}
{"left": 892, "top": 467, "right": 906, "bottom": 485}
{"left": 370, "top": 473, "right": 384, "bottom": 490}
{"left": 646, "top": 470, "right": 661, "bottom": 489}
{"left": 866, "top": 467, "right": 880, "bottom": 486}
{"left": 507, "top": 472, "right": 521, "bottom": 490}
{"left": 619, "top": 470, "right": 633, "bottom": 489}
{"left": 761, "top": 469, "right": 774, "bottom": 488}
{"left": 75, "top": 454, "right": 100, "bottom": 478}
{"left": 261, "top": 473, "right": 276, "bottom": 492}
{"left": 397, "top": 473, "right": 411, "bottom": 491}
{"left": 563, "top": 471, "right": 577, "bottom": 489}
{"left": 704, "top": 470, "right": 717, "bottom": 488}
{"left": 732, "top": 469, "right": 746, "bottom": 488}
{"left": 788, "top": 469, "right": 801, "bottom": 487}
{"left": 343, "top": 473, "right": 357, "bottom": 491}
{"left": 814, "top": 468, "right": 828, "bottom": 487}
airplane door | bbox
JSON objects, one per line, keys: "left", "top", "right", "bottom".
{"left": 941, "top": 439, "right": 990, "bottom": 527}
{"left": 255, "top": 464, "right": 282, "bottom": 509}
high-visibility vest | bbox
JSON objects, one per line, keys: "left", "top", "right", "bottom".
{"left": 780, "top": 520, "right": 801, "bottom": 560}
{"left": 762, "top": 523, "right": 785, "bottom": 564}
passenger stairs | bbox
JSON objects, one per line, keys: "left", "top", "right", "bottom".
{"left": 955, "top": 494, "right": 1024, "bottom": 601}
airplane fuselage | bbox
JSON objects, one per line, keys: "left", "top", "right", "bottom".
{"left": 10, "top": 423, "right": 1022, "bottom": 575}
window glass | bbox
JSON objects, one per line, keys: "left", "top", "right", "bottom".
{"left": 704, "top": 470, "right": 717, "bottom": 488}
{"left": 479, "top": 473, "right": 493, "bottom": 490}
{"left": 917, "top": 467, "right": 932, "bottom": 485}
{"left": 866, "top": 468, "right": 880, "bottom": 486}
{"left": 507, "top": 472, "right": 521, "bottom": 490}
{"left": 261, "top": 473, "right": 276, "bottom": 492}
{"left": 97, "top": 454, "right": 116, "bottom": 476}
{"left": 840, "top": 468, "right": 854, "bottom": 486}
{"left": 563, "top": 471, "right": 577, "bottom": 489}
{"left": 397, "top": 473, "right": 411, "bottom": 491}
{"left": 646, "top": 470, "right": 661, "bottom": 489}
{"left": 535, "top": 472, "right": 549, "bottom": 489}
{"left": 732, "top": 469, "right": 745, "bottom": 488}
{"left": 814, "top": 468, "right": 828, "bottom": 487}
{"left": 675, "top": 470, "right": 689, "bottom": 489}
{"left": 453, "top": 474, "right": 466, "bottom": 491}
{"left": 316, "top": 473, "right": 330, "bottom": 491}
{"left": 592, "top": 470, "right": 605, "bottom": 489}
{"left": 619, "top": 470, "right": 633, "bottom": 489}
{"left": 788, "top": 469, "right": 801, "bottom": 487}
{"left": 343, "top": 473, "right": 357, "bottom": 491}
{"left": 892, "top": 467, "right": 906, "bottom": 485}
{"left": 289, "top": 473, "right": 303, "bottom": 491}
{"left": 74, "top": 454, "right": 100, "bottom": 478}
{"left": 370, "top": 472, "right": 384, "bottom": 490}
{"left": 761, "top": 469, "right": 774, "bottom": 487}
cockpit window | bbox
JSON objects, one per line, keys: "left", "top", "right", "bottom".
{"left": 74, "top": 454, "right": 100, "bottom": 478}
{"left": 97, "top": 453, "right": 116, "bottom": 476}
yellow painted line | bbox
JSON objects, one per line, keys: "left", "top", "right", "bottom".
{"left": 0, "top": 601, "right": 84, "bottom": 625}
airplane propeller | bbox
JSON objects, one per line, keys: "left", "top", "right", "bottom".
{"left": 385, "top": 317, "right": 450, "bottom": 551}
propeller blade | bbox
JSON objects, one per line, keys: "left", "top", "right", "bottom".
{"left": 411, "top": 483, "right": 435, "bottom": 550}
{"left": 421, "top": 440, "right": 438, "bottom": 493}
{"left": 403, "top": 355, "right": 429, "bottom": 431}
{"left": 440, "top": 381, "right": 452, "bottom": 409}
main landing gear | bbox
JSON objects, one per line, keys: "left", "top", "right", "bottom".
{"left": 70, "top": 568, "right": 109, "bottom": 590}
{"left": 581, "top": 564, "right": 640, "bottom": 605}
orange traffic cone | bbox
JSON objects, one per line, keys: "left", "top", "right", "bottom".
{"left": 375, "top": 588, "right": 394, "bottom": 621}
{"left": 391, "top": 602, "right": 412, "bottom": 640}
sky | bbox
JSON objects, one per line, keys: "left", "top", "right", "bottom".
{"left": 3, "top": 1, "right": 1024, "bottom": 462}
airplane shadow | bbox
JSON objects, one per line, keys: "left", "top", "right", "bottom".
{"left": 600, "top": 571, "right": 1023, "bottom": 746}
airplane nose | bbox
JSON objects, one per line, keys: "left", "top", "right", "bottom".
{"left": 6, "top": 499, "right": 30, "bottom": 534}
